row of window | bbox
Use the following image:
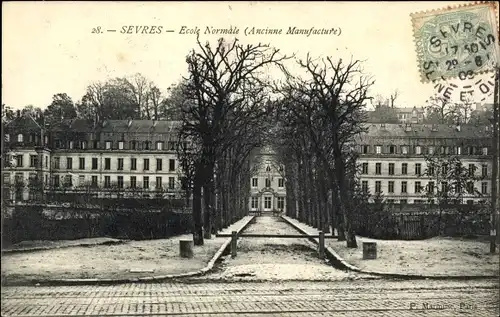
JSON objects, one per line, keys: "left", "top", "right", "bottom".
{"left": 51, "top": 174, "right": 179, "bottom": 190}
{"left": 251, "top": 177, "right": 285, "bottom": 188}
{"left": 360, "top": 144, "right": 489, "bottom": 156}
{"left": 6, "top": 133, "right": 44, "bottom": 144}
{"left": 53, "top": 140, "right": 188, "bottom": 151}
{"left": 250, "top": 196, "right": 285, "bottom": 210}
{"left": 8, "top": 155, "right": 178, "bottom": 172}
{"left": 361, "top": 162, "right": 489, "bottom": 177}
{"left": 6, "top": 134, "right": 189, "bottom": 152}
{"left": 381, "top": 199, "right": 481, "bottom": 205}
{"left": 362, "top": 180, "right": 489, "bottom": 195}
{"left": 4, "top": 154, "right": 49, "bottom": 169}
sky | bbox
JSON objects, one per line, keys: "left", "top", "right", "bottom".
{"left": 2, "top": 1, "right": 498, "bottom": 111}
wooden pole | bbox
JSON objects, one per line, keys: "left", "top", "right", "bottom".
{"left": 498, "top": 69, "right": 500, "bottom": 247}
{"left": 1, "top": 114, "right": 5, "bottom": 217}
{"left": 231, "top": 230, "right": 237, "bottom": 258}
{"left": 318, "top": 231, "right": 325, "bottom": 259}
{"left": 492, "top": 67, "right": 500, "bottom": 253}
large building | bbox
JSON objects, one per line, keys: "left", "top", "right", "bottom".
{"left": 2, "top": 113, "right": 492, "bottom": 210}
{"left": 2, "top": 114, "right": 185, "bottom": 202}
{"left": 248, "top": 146, "right": 286, "bottom": 213}
{"left": 355, "top": 122, "right": 493, "bottom": 205}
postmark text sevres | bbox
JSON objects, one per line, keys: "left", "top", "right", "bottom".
{"left": 411, "top": 2, "right": 499, "bottom": 83}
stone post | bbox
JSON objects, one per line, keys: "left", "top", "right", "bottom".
{"left": 179, "top": 240, "right": 194, "bottom": 258}
{"left": 362, "top": 242, "right": 377, "bottom": 260}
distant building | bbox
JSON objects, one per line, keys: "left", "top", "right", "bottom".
{"left": 366, "top": 106, "right": 425, "bottom": 124}
{"left": 355, "top": 123, "right": 493, "bottom": 205}
{"left": 248, "top": 146, "right": 286, "bottom": 213}
{"left": 394, "top": 106, "right": 425, "bottom": 124}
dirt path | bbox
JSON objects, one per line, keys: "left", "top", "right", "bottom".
{"left": 205, "top": 215, "right": 374, "bottom": 281}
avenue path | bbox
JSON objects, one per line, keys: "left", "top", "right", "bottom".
{"left": 202, "top": 215, "right": 365, "bottom": 281}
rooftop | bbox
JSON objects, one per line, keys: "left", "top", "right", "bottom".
{"left": 7, "top": 116, "right": 183, "bottom": 134}
{"left": 358, "top": 123, "right": 491, "bottom": 139}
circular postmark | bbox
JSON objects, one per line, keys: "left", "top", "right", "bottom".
{"left": 431, "top": 71, "right": 496, "bottom": 103}
{"left": 412, "top": 3, "right": 499, "bottom": 82}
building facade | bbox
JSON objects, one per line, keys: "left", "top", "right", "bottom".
{"left": 248, "top": 146, "right": 286, "bottom": 213}
{"left": 395, "top": 106, "right": 425, "bottom": 124}
{"left": 355, "top": 123, "right": 493, "bottom": 205}
{"left": 2, "top": 115, "right": 186, "bottom": 202}
{"left": 3, "top": 114, "right": 492, "bottom": 209}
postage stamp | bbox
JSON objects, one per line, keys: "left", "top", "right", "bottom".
{"left": 411, "top": 1, "right": 499, "bottom": 83}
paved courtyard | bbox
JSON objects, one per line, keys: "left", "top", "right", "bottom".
{"left": 1, "top": 279, "right": 498, "bottom": 316}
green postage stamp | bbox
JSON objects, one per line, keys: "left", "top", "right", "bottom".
{"left": 411, "top": 1, "right": 499, "bottom": 83}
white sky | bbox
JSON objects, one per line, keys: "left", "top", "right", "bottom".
{"left": 2, "top": 1, "right": 497, "bottom": 111}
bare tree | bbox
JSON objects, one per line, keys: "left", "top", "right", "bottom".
{"left": 424, "top": 153, "right": 484, "bottom": 234}
{"left": 126, "top": 73, "right": 151, "bottom": 118}
{"left": 424, "top": 94, "right": 456, "bottom": 124}
{"left": 373, "top": 94, "right": 387, "bottom": 108}
{"left": 78, "top": 82, "right": 106, "bottom": 124}
{"left": 177, "top": 36, "right": 290, "bottom": 245}
{"left": 148, "top": 85, "right": 163, "bottom": 120}
{"left": 389, "top": 89, "right": 399, "bottom": 108}
{"left": 277, "top": 55, "right": 374, "bottom": 248}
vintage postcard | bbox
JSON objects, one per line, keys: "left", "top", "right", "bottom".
{"left": 2, "top": 2, "right": 500, "bottom": 317}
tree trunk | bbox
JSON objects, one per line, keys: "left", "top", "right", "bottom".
{"left": 297, "top": 160, "right": 306, "bottom": 222}
{"left": 224, "top": 180, "right": 230, "bottom": 227}
{"left": 334, "top": 158, "right": 357, "bottom": 248}
{"left": 306, "top": 157, "right": 315, "bottom": 227}
{"left": 215, "top": 173, "right": 222, "bottom": 232}
{"left": 328, "top": 189, "right": 336, "bottom": 237}
{"left": 285, "top": 168, "right": 296, "bottom": 218}
{"left": 239, "top": 173, "right": 246, "bottom": 218}
{"left": 203, "top": 181, "right": 213, "bottom": 239}
{"left": 319, "top": 175, "right": 329, "bottom": 233}
{"left": 314, "top": 165, "right": 323, "bottom": 230}
{"left": 212, "top": 178, "right": 218, "bottom": 234}
{"left": 310, "top": 162, "right": 320, "bottom": 229}
{"left": 192, "top": 180, "right": 204, "bottom": 246}
{"left": 334, "top": 187, "right": 345, "bottom": 241}
{"left": 153, "top": 105, "right": 158, "bottom": 121}
{"left": 301, "top": 158, "right": 311, "bottom": 225}
{"left": 230, "top": 177, "right": 238, "bottom": 223}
